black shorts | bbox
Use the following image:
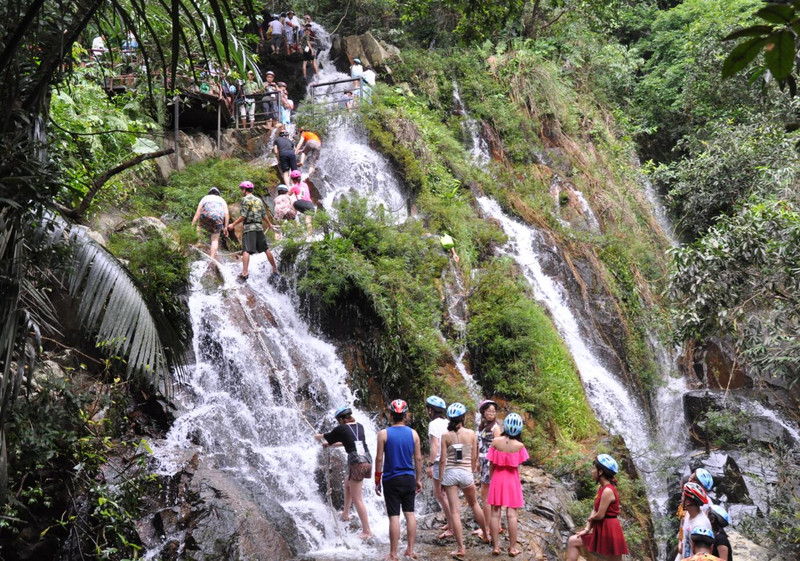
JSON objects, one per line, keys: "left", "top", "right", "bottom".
{"left": 242, "top": 229, "right": 267, "bottom": 254}
{"left": 293, "top": 199, "right": 315, "bottom": 214}
{"left": 279, "top": 152, "right": 297, "bottom": 172}
{"left": 383, "top": 474, "right": 416, "bottom": 517}
{"left": 303, "top": 48, "right": 314, "bottom": 61}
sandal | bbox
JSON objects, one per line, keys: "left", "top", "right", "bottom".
{"left": 492, "top": 549, "right": 501, "bottom": 556}
{"left": 237, "top": 273, "right": 249, "bottom": 281}
{"left": 508, "top": 548, "right": 522, "bottom": 557}
{"left": 438, "top": 530, "right": 454, "bottom": 540}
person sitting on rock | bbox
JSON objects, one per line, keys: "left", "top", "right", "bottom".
{"left": 191, "top": 187, "right": 229, "bottom": 261}
{"left": 708, "top": 505, "right": 732, "bottom": 561}
{"left": 683, "top": 528, "right": 723, "bottom": 561}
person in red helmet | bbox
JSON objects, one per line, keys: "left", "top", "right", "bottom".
{"left": 676, "top": 482, "right": 713, "bottom": 561}
{"left": 375, "top": 399, "right": 422, "bottom": 561}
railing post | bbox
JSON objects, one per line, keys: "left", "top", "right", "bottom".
{"left": 173, "top": 93, "right": 180, "bottom": 169}
{"left": 217, "top": 102, "right": 221, "bottom": 156}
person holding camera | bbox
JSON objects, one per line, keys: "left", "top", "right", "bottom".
{"left": 439, "top": 402, "right": 489, "bottom": 558}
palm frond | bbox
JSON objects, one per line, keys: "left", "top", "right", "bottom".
{"left": 38, "top": 216, "right": 184, "bottom": 397}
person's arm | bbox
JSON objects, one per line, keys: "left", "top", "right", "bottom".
{"left": 471, "top": 432, "right": 479, "bottom": 474}
{"left": 589, "top": 486, "right": 615, "bottom": 521}
{"left": 438, "top": 433, "right": 448, "bottom": 482}
{"left": 374, "top": 429, "right": 386, "bottom": 495}
{"left": 413, "top": 430, "right": 423, "bottom": 493}
{"left": 295, "top": 136, "right": 305, "bottom": 153}
{"left": 427, "top": 434, "right": 440, "bottom": 479}
{"left": 273, "top": 143, "right": 279, "bottom": 156}
{"left": 223, "top": 204, "right": 230, "bottom": 235}
{"left": 191, "top": 200, "right": 203, "bottom": 226}
{"left": 228, "top": 215, "right": 244, "bottom": 231}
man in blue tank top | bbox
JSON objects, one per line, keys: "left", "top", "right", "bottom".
{"left": 375, "top": 399, "right": 422, "bottom": 561}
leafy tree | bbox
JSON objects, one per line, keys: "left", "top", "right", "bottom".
{"left": 722, "top": 1, "right": 800, "bottom": 95}
{"left": 670, "top": 199, "right": 800, "bottom": 386}
{"left": 654, "top": 119, "right": 800, "bottom": 239}
{"left": 0, "top": 0, "right": 253, "bottom": 503}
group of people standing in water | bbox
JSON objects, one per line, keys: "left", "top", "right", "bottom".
{"left": 313, "top": 397, "right": 632, "bottom": 561}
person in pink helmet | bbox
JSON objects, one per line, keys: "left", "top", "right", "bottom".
{"left": 227, "top": 181, "right": 277, "bottom": 281}
{"left": 288, "top": 170, "right": 314, "bottom": 233}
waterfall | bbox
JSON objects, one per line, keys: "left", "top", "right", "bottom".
{"left": 452, "top": 81, "right": 491, "bottom": 165}
{"left": 475, "top": 197, "right": 673, "bottom": 526}
{"left": 149, "top": 259, "right": 389, "bottom": 557}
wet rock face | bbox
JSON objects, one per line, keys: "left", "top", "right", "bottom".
{"left": 691, "top": 338, "right": 752, "bottom": 389}
{"left": 137, "top": 449, "right": 308, "bottom": 560}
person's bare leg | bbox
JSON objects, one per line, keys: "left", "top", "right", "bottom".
{"left": 298, "top": 153, "right": 306, "bottom": 167}
{"left": 434, "top": 478, "right": 452, "bottom": 535}
{"left": 282, "top": 170, "right": 290, "bottom": 186}
{"left": 403, "top": 510, "right": 418, "bottom": 559}
{"left": 445, "top": 485, "right": 465, "bottom": 555}
{"left": 350, "top": 479, "right": 372, "bottom": 537}
{"left": 490, "top": 505, "right": 501, "bottom": 553}
{"left": 241, "top": 251, "right": 251, "bottom": 277}
{"left": 463, "top": 484, "right": 488, "bottom": 541}
{"left": 266, "top": 250, "right": 277, "bottom": 273}
{"left": 388, "top": 515, "right": 400, "bottom": 561}
{"left": 566, "top": 534, "right": 584, "bottom": 561}
{"left": 507, "top": 507, "right": 519, "bottom": 555}
{"left": 209, "top": 232, "right": 220, "bottom": 260}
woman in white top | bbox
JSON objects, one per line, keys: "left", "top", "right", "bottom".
{"left": 439, "top": 402, "right": 489, "bottom": 557}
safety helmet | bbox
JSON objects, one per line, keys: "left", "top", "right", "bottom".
{"left": 353, "top": 58, "right": 361, "bottom": 64}
{"left": 290, "top": 169, "right": 302, "bottom": 179}
{"left": 266, "top": 70, "right": 274, "bottom": 76}
{"left": 694, "top": 468, "right": 714, "bottom": 492}
{"left": 709, "top": 504, "right": 730, "bottom": 527}
{"left": 389, "top": 399, "right": 408, "bottom": 414}
{"left": 426, "top": 395, "right": 446, "bottom": 410}
{"left": 334, "top": 406, "right": 352, "bottom": 419}
{"left": 595, "top": 454, "right": 619, "bottom": 475}
{"left": 683, "top": 481, "right": 710, "bottom": 505}
{"left": 504, "top": 413, "right": 523, "bottom": 437}
{"left": 479, "top": 399, "right": 498, "bottom": 414}
{"left": 208, "top": 187, "right": 220, "bottom": 196}
{"left": 279, "top": 129, "right": 290, "bottom": 136}
{"left": 690, "top": 527, "right": 715, "bottom": 544}
{"left": 277, "top": 184, "right": 289, "bottom": 193}
{"left": 239, "top": 181, "right": 254, "bottom": 190}
{"left": 228, "top": 85, "right": 236, "bottom": 94}
{"left": 446, "top": 402, "right": 467, "bottom": 419}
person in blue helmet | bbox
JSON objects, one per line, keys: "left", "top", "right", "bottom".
{"left": 439, "top": 402, "right": 489, "bottom": 557}
{"left": 316, "top": 405, "right": 374, "bottom": 540}
{"left": 566, "top": 454, "right": 629, "bottom": 561}
{"left": 684, "top": 527, "right": 723, "bottom": 561}
{"left": 486, "top": 412, "right": 529, "bottom": 557}
{"left": 375, "top": 399, "right": 422, "bottom": 561}
{"left": 425, "top": 395, "right": 452, "bottom": 539}
{"left": 708, "top": 504, "right": 732, "bottom": 561}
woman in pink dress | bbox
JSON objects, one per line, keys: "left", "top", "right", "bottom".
{"left": 486, "top": 413, "right": 529, "bottom": 557}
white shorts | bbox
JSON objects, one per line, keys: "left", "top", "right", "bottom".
{"left": 441, "top": 468, "right": 473, "bottom": 489}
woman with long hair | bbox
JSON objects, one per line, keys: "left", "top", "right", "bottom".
{"left": 439, "top": 402, "right": 489, "bottom": 557}
{"left": 566, "top": 454, "right": 629, "bottom": 561}
{"left": 486, "top": 413, "right": 528, "bottom": 557}
{"left": 476, "top": 399, "right": 502, "bottom": 542}
{"left": 316, "top": 406, "right": 374, "bottom": 539}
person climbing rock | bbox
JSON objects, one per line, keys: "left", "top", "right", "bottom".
{"left": 375, "top": 399, "right": 422, "bottom": 561}
{"left": 295, "top": 127, "right": 321, "bottom": 176}
{"left": 227, "top": 181, "right": 277, "bottom": 281}
{"left": 683, "top": 528, "right": 723, "bottom": 561}
{"left": 289, "top": 170, "right": 314, "bottom": 234}
{"left": 439, "top": 402, "right": 489, "bottom": 557}
{"left": 273, "top": 184, "right": 297, "bottom": 222}
{"left": 316, "top": 406, "right": 374, "bottom": 540}
{"left": 440, "top": 233, "right": 459, "bottom": 263}
{"left": 477, "top": 399, "right": 502, "bottom": 542}
{"left": 675, "top": 482, "right": 713, "bottom": 561}
{"left": 566, "top": 454, "right": 629, "bottom": 561}
{"left": 191, "top": 187, "right": 229, "bottom": 261}
{"left": 487, "top": 413, "right": 528, "bottom": 557}
{"left": 708, "top": 504, "right": 732, "bottom": 561}
{"left": 273, "top": 129, "right": 297, "bottom": 186}
{"left": 425, "top": 396, "right": 452, "bottom": 540}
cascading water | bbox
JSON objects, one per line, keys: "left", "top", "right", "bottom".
{"left": 475, "top": 197, "right": 675, "bottom": 543}
{"left": 452, "top": 82, "right": 491, "bottom": 166}
{"left": 149, "top": 259, "right": 389, "bottom": 558}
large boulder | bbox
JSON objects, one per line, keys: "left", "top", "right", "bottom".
{"left": 114, "top": 216, "right": 168, "bottom": 241}
{"left": 340, "top": 32, "right": 401, "bottom": 71}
